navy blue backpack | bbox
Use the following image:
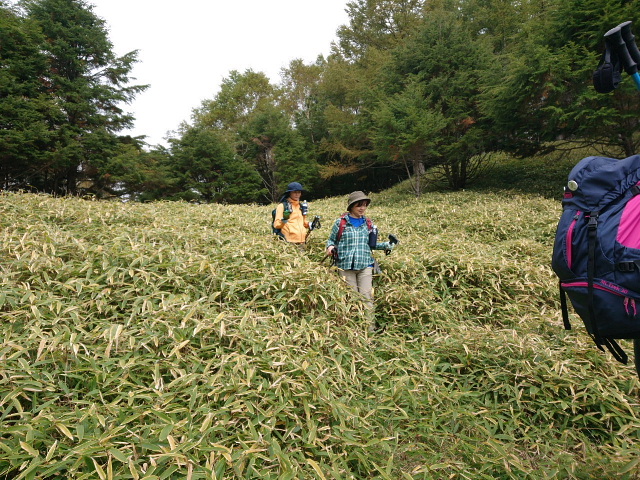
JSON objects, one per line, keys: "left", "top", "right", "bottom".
{"left": 552, "top": 155, "right": 640, "bottom": 365}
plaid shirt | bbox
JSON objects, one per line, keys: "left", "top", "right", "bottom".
{"left": 326, "top": 216, "right": 391, "bottom": 270}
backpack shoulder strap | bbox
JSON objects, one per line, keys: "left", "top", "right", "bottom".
{"left": 278, "top": 200, "right": 293, "bottom": 218}
{"left": 365, "top": 217, "right": 373, "bottom": 231}
{"left": 272, "top": 203, "right": 285, "bottom": 238}
{"left": 336, "top": 214, "right": 373, "bottom": 243}
{"left": 336, "top": 213, "right": 349, "bottom": 243}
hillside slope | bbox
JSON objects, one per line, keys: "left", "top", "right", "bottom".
{"left": 1, "top": 187, "right": 639, "bottom": 479}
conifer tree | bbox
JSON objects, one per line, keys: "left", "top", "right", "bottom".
{"left": 0, "top": 4, "right": 53, "bottom": 189}
{"left": 21, "top": 0, "right": 147, "bottom": 193}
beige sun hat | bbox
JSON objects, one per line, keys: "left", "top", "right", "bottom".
{"left": 347, "top": 191, "right": 371, "bottom": 210}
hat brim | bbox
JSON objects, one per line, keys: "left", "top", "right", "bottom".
{"left": 348, "top": 198, "right": 371, "bottom": 209}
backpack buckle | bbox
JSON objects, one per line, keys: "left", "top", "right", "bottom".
{"left": 617, "top": 260, "right": 640, "bottom": 272}
{"left": 618, "top": 262, "right": 636, "bottom": 272}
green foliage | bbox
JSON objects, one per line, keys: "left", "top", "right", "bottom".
{"left": 279, "top": 58, "right": 327, "bottom": 145}
{"left": 479, "top": 0, "right": 640, "bottom": 157}
{"left": 2, "top": 181, "right": 640, "bottom": 478}
{"left": 0, "top": 5, "right": 56, "bottom": 189}
{"left": 383, "top": 9, "right": 494, "bottom": 189}
{"left": 193, "top": 70, "right": 278, "bottom": 132}
{"left": 317, "top": 52, "right": 387, "bottom": 183}
{"left": 237, "top": 104, "right": 318, "bottom": 202}
{"left": 7, "top": 0, "right": 640, "bottom": 200}
{"left": 469, "top": 149, "right": 581, "bottom": 198}
{"left": 371, "top": 78, "right": 447, "bottom": 195}
{"left": 189, "top": 70, "right": 319, "bottom": 203}
{"left": 386, "top": 145, "right": 590, "bottom": 198}
{"left": 171, "top": 127, "right": 266, "bottom": 204}
{"left": 337, "top": 0, "right": 427, "bottom": 59}
{"left": 100, "top": 144, "right": 179, "bottom": 201}
{"left": 0, "top": 0, "right": 146, "bottom": 195}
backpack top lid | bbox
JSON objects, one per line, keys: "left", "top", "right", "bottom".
{"left": 563, "top": 155, "right": 640, "bottom": 211}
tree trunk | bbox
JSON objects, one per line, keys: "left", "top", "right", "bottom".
{"left": 413, "top": 156, "right": 425, "bottom": 197}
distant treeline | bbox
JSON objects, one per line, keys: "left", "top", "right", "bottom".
{"left": 2, "top": 0, "right": 640, "bottom": 202}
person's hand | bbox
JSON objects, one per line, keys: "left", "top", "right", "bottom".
{"left": 384, "top": 242, "right": 395, "bottom": 255}
{"left": 326, "top": 246, "right": 336, "bottom": 256}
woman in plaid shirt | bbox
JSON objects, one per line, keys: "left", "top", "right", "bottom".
{"left": 325, "top": 191, "right": 395, "bottom": 332}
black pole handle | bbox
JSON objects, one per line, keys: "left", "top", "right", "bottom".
{"left": 605, "top": 25, "right": 638, "bottom": 75}
{"left": 620, "top": 21, "right": 640, "bottom": 66}
{"left": 385, "top": 234, "right": 398, "bottom": 255}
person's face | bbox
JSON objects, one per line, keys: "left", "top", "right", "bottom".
{"left": 349, "top": 201, "right": 369, "bottom": 218}
{"left": 289, "top": 190, "right": 302, "bottom": 201}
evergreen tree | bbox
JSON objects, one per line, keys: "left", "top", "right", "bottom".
{"left": 337, "top": 0, "right": 426, "bottom": 59}
{"left": 479, "top": 0, "right": 640, "bottom": 157}
{"left": 0, "top": 4, "right": 56, "bottom": 190}
{"left": 21, "top": 0, "right": 147, "bottom": 193}
{"left": 170, "top": 127, "right": 266, "bottom": 203}
{"left": 380, "top": 9, "right": 494, "bottom": 189}
{"left": 371, "top": 79, "right": 447, "bottom": 195}
{"left": 315, "top": 0, "right": 430, "bottom": 192}
{"left": 101, "top": 144, "right": 177, "bottom": 201}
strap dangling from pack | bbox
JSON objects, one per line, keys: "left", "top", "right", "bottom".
{"left": 599, "top": 337, "right": 628, "bottom": 364}
{"left": 559, "top": 283, "right": 571, "bottom": 330}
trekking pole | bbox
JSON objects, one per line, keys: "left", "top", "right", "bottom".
{"left": 593, "top": 21, "right": 640, "bottom": 93}
{"left": 619, "top": 22, "right": 640, "bottom": 89}
{"left": 598, "top": 22, "right": 640, "bottom": 91}
{"left": 320, "top": 247, "right": 338, "bottom": 267}
{"left": 385, "top": 234, "right": 399, "bottom": 256}
{"left": 305, "top": 215, "right": 322, "bottom": 243}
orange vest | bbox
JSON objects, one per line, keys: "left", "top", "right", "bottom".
{"left": 273, "top": 199, "right": 308, "bottom": 243}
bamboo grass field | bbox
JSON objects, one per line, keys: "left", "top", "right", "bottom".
{"left": 2, "top": 157, "right": 640, "bottom": 479}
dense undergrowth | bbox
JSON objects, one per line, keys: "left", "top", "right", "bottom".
{"left": 1, "top": 153, "right": 640, "bottom": 479}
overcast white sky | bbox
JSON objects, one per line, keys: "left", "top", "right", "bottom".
{"left": 89, "top": 1, "right": 351, "bottom": 148}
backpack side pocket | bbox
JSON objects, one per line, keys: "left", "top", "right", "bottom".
{"left": 552, "top": 209, "right": 583, "bottom": 278}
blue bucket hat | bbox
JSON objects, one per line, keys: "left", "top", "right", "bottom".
{"left": 280, "top": 182, "right": 304, "bottom": 201}
{"left": 285, "top": 182, "right": 304, "bottom": 193}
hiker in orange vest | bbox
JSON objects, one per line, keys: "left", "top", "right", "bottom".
{"left": 273, "top": 182, "right": 309, "bottom": 246}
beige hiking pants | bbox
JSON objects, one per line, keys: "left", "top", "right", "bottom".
{"left": 339, "top": 267, "right": 374, "bottom": 316}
